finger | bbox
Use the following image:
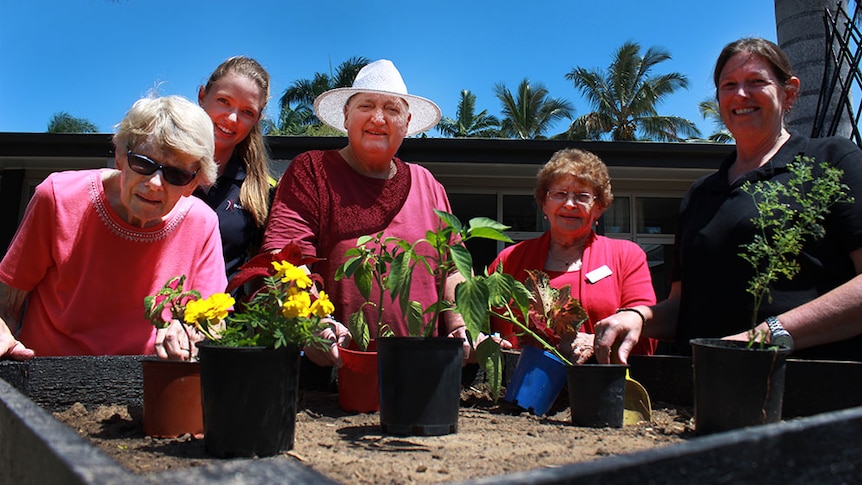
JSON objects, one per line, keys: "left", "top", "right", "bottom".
{"left": 305, "top": 346, "right": 336, "bottom": 367}
{"left": 329, "top": 343, "right": 342, "bottom": 368}
{"left": 593, "top": 332, "right": 611, "bottom": 364}
{"left": 615, "top": 340, "right": 633, "bottom": 365}
{"left": 461, "top": 340, "right": 471, "bottom": 366}
{"left": 154, "top": 342, "right": 168, "bottom": 359}
{"left": 9, "top": 341, "right": 35, "bottom": 361}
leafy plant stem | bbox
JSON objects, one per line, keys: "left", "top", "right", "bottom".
{"left": 489, "top": 307, "right": 572, "bottom": 365}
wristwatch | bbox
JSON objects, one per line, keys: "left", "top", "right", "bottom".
{"left": 765, "top": 316, "right": 794, "bottom": 351}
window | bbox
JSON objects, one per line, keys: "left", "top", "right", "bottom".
{"left": 637, "top": 197, "right": 680, "bottom": 235}
{"left": 448, "top": 193, "right": 500, "bottom": 272}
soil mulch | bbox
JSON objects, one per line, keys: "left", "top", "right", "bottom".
{"left": 53, "top": 385, "right": 695, "bottom": 484}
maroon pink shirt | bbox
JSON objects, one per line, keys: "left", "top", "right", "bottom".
{"left": 263, "top": 150, "right": 452, "bottom": 337}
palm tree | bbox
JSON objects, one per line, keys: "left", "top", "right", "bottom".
{"left": 263, "top": 105, "right": 314, "bottom": 136}
{"left": 278, "top": 56, "right": 370, "bottom": 128}
{"left": 565, "top": 41, "right": 700, "bottom": 141}
{"left": 436, "top": 90, "right": 500, "bottom": 137}
{"left": 47, "top": 112, "right": 97, "bottom": 133}
{"left": 698, "top": 99, "right": 734, "bottom": 143}
{"left": 494, "top": 79, "right": 573, "bottom": 139}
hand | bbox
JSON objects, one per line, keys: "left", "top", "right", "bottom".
{"left": 447, "top": 326, "right": 472, "bottom": 365}
{"left": 154, "top": 319, "right": 203, "bottom": 361}
{"left": 560, "top": 331, "right": 595, "bottom": 364}
{"left": 723, "top": 330, "right": 752, "bottom": 342}
{"left": 593, "top": 310, "right": 644, "bottom": 365}
{"left": 304, "top": 319, "right": 351, "bottom": 368}
{"left": 448, "top": 327, "right": 513, "bottom": 365}
{"left": 0, "top": 323, "right": 34, "bottom": 361}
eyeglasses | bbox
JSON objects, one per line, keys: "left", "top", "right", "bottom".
{"left": 126, "top": 150, "right": 198, "bottom": 186}
{"left": 547, "top": 190, "right": 596, "bottom": 206}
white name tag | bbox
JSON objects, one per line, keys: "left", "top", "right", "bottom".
{"left": 586, "top": 265, "right": 612, "bottom": 284}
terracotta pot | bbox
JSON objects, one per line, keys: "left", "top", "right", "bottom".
{"left": 338, "top": 341, "right": 379, "bottom": 413}
{"left": 141, "top": 358, "right": 203, "bottom": 438}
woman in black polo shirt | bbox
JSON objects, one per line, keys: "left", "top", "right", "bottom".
{"left": 594, "top": 37, "right": 862, "bottom": 363}
{"left": 196, "top": 56, "right": 274, "bottom": 280}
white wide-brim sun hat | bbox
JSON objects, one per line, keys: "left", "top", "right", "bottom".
{"left": 313, "top": 59, "right": 442, "bottom": 137}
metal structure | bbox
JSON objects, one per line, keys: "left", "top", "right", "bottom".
{"left": 813, "top": 1, "right": 862, "bottom": 146}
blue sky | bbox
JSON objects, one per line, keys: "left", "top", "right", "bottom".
{"left": 0, "top": 0, "right": 777, "bottom": 137}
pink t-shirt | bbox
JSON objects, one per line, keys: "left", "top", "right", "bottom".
{"left": 0, "top": 169, "right": 227, "bottom": 356}
{"left": 263, "top": 150, "right": 452, "bottom": 337}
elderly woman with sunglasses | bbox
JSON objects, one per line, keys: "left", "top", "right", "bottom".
{"left": 0, "top": 95, "right": 227, "bottom": 361}
{"left": 489, "top": 148, "right": 658, "bottom": 363}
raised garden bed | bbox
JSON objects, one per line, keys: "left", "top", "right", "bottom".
{"left": 2, "top": 355, "right": 862, "bottom": 484}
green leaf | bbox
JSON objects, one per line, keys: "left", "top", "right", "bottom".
{"left": 466, "top": 226, "right": 513, "bottom": 242}
{"left": 406, "top": 300, "right": 425, "bottom": 336}
{"left": 356, "top": 234, "right": 374, "bottom": 245}
{"left": 335, "top": 255, "right": 363, "bottom": 280}
{"left": 485, "top": 270, "right": 518, "bottom": 307}
{"left": 454, "top": 278, "right": 490, "bottom": 339}
{"left": 348, "top": 311, "right": 370, "bottom": 351}
{"left": 468, "top": 216, "right": 510, "bottom": 231}
{"left": 476, "top": 338, "right": 503, "bottom": 401}
{"left": 354, "top": 263, "right": 373, "bottom": 301}
{"left": 388, "top": 252, "right": 413, "bottom": 315}
{"left": 449, "top": 244, "right": 474, "bottom": 279}
{"left": 434, "top": 209, "right": 463, "bottom": 233}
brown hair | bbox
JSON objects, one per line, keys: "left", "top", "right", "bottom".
{"left": 713, "top": 38, "right": 795, "bottom": 90}
{"left": 534, "top": 148, "right": 613, "bottom": 208}
{"left": 202, "top": 56, "right": 272, "bottom": 227}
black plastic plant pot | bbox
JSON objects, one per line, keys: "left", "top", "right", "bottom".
{"left": 567, "top": 363, "right": 627, "bottom": 428}
{"left": 377, "top": 337, "right": 464, "bottom": 436}
{"left": 690, "top": 338, "right": 791, "bottom": 435}
{"left": 197, "top": 342, "right": 301, "bottom": 458}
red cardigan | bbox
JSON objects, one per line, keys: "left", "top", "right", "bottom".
{"left": 489, "top": 231, "right": 658, "bottom": 355}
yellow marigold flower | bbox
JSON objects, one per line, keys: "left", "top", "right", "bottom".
{"left": 184, "top": 293, "right": 234, "bottom": 326}
{"left": 282, "top": 290, "right": 311, "bottom": 318}
{"left": 272, "top": 261, "right": 312, "bottom": 289}
{"left": 310, "top": 291, "right": 335, "bottom": 317}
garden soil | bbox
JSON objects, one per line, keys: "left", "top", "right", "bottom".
{"left": 53, "top": 385, "right": 694, "bottom": 484}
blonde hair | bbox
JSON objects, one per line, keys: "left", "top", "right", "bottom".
{"left": 113, "top": 95, "right": 216, "bottom": 186}
{"left": 535, "top": 148, "right": 613, "bottom": 208}
{"left": 202, "top": 56, "right": 272, "bottom": 227}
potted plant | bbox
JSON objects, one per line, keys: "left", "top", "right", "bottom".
{"left": 190, "top": 242, "right": 333, "bottom": 457}
{"left": 331, "top": 232, "right": 397, "bottom": 413}
{"left": 368, "top": 209, "right": 512, "bottom": 436}
{"left": 457, "top": 267, "right": 599, "bottom": 418}
{"left": 140, "top": 275, "right": 229, "bottom": 438}
{"left": 690, "top": 155, "right": 854, "bottom": 434}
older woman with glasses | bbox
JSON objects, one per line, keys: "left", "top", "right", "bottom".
{"left": 0, "top": 95, "right": 227, "bottom": 361}
{"left": 490, "top": 148, "right": 658, "bottom": 363}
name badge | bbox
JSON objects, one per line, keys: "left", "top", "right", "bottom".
{"left": 586, "top": 265, "right": 612, "bottom": 284}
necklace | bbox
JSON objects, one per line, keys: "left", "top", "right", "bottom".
{"left": 552, "top": 257, "right": 582, "bottom": 271}
{"left": 547, "top": 243, "right": 585, "bottom": 272}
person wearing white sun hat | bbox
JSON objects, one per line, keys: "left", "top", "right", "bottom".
{"left": 262, "top": 59, "right": 498, "bottom": 386}
{"left": 313, "top": 59, "right": 442, "bottom": 137}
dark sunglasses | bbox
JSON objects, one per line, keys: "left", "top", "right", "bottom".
{"left": 126, "top": 150, "right": 199, "bottom": 186}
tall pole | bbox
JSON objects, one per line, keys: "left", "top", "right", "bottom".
{"left": 775, "top": 0, "right": 852, "bottom": 137}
